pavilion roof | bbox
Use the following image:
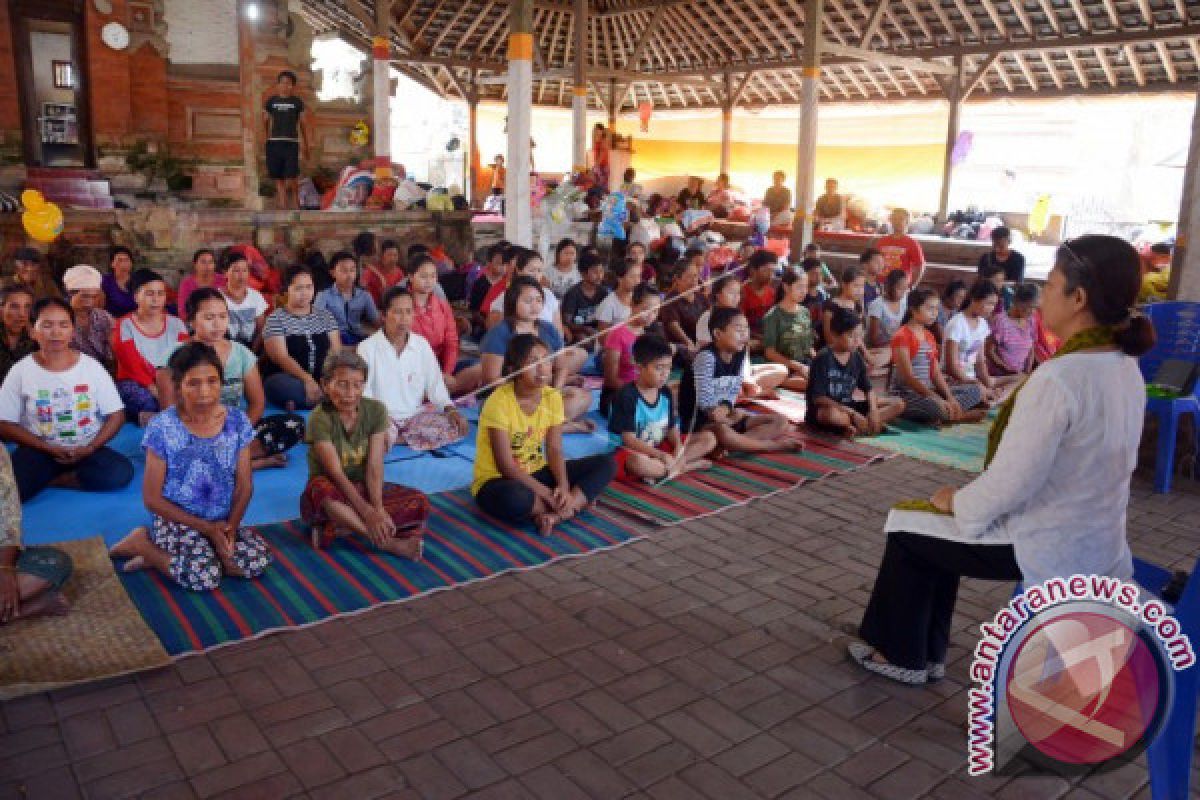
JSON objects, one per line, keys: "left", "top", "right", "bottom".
{"left": 297, "top": 0, "right": 1200, "bottom": 110}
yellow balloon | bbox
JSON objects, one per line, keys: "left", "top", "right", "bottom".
{"left": 22, "top": 203, "right": 63, "bottom": 243}
{"left": 1029, "top": 194, "right": 1052, "bottom": 236}
{"left": 20, "top": 189, "right": 45, "bottom": 212}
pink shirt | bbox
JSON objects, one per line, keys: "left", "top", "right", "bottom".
{"left": 410, "top": 293, "right": 459, "bottom": 373}
{"left": 604, "top": 324, "right": 640, "bottom": 384}
{"left": 177, "top": 273, "right": 227, "bottom": 320}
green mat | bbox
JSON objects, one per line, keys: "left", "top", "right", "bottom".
{"left": 867, "top": 412, "right": 996, "bottom": 474}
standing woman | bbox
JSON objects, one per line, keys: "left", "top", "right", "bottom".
{"left": 219, "top": 250, "right": 269, "bottom": 351}
{"left": 177, "top": 249, "right": 225, "bottom": 321}
{"left": 62, "top": 265, "right": 115, "bottom": 369}
{"left": 262, "top": 265, "right": 341, "bottom": 410}
{"left": 849, "top": 235, "right": 1153, "bottom": 685}
{"left": 102, "top": 246, "right": 138, "bottom": 318}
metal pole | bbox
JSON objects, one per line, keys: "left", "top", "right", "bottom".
{"left": 790, "top": 0, "right": 823, "bottom": 260}
{"left": 571, "top": 0, "right": 588, "bottom": 171}
{"left": 505, "top": 0, "right": 534, "bottom": 245}
{"left": 1169, "top": 87, "right": 1200, "bottom": 301}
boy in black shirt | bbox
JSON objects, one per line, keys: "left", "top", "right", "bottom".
{"left": 262, "top": 70, "right": 310, "bottom": 210}
{"left": 806, "top": 306, "right": 904, "bottom": 437}
{"left": 561, "top": 251, "right": 609, "bottom": 349}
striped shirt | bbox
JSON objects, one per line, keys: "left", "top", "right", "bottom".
{"left": 263, "top": 308, "right": 339, "bottom": 379}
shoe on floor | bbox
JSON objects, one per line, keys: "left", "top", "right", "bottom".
{"left": 846, "top": 640, "right": 928, "bottom": 686}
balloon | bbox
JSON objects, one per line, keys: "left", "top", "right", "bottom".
{"left": 21, "top": 189, "right": 45, "bottom": 211}
{"left": 950, "top": 130, "right": 974, "bottom": 166}
{"left": 1029, "top": 194, "right": 1052, "bottom": 236}
{"left": 22, "top": 202, "right": 63, "bottom": 243}
{"left": 349, "top": 120, "right": 369, "bottom": 147}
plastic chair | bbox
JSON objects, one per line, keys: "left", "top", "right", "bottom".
{"left": 1140, "top": 302, "right": 1200, "bottom": 494}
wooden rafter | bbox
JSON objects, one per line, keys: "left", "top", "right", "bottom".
{"left": 1095, "top": 46, "right": 1118, "bottom": 87}
{"left": 1039, "top": 50, "right": 1064, "bottom": 88}
{"left": 861, "top": 0, "right": 888, "bottom": 45}
{"left": 1065, "top": 48, "right": 1090, "bottom": 87}
{"left": 1155, "top": 41, "right": 1178, "bottom": 82}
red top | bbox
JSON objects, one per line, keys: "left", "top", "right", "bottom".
{"left": 740, "top": 281, "right": 777, "bottom": 333}
{"left": 874, "top": 234, "right": 926, "bottom": 282}
{"left": 411, "top": 293, "right": 459, "bottom": 373}
{"left": 480, "top": 277, "right": 509, "bottom": 316}
{"left": 891, "top": 324, "right": 939, "bottom": 364}
{"left": 361, "top": 265, "right": 405, "bottom": 308}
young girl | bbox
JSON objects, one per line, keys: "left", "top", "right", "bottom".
{"left": 740, "top": 250, "right": 780, "bottom": 338}
{"left": 219, "top": 250, "right": 269, "bottom": 350}
{"left": 762, "top": 269, "right": 816, "bottom": 392}
{"left": 408, "top": 254, "right": 481, "bottom": 396}
{"left": 485, "top": 248, "right": 563, "bottom": 333}
{"left": 302, "top": 350, "right": 430, "bottom": 557}
{"left": 112, "top": 269, "right": 190, "bottom": 425}
{"left": 602, "top": 283, "right": 659, "bottom": 409}
{"left": 262, "top": 266, "right": 342, "bottom": 410}
{"left": 361, "top": 239, "right": 406, "bottom": 308}
{"left": 546, "top": 238, "right": 581, "bottom": 301}
{"left": 473, "top": 334, "right": 615, "bottom": 535}
{"left": 987, "top": 282, "right": 1039, "bottom": 378}
{"left": 866, "top": 269, "right": 909, "bottom": 349}
{"left": 822, "top": 265, "right": 866, "bottom": 346}
{"left": 943, "top": 281, "right": 1008, "bottom": 403}
{"left": 481, "top": 277, "right": 592, "bottom": 430}
{"left": 679, "top": 307, "right": 800, "bottom": 455}
{"left": 177, "top": 249, "right": 225, "bottom": 321}
{"left": 806, "top": 306, "right": 903, "bottom": 437}
{"left": 102, "top": 246, "right": 137, "bottom": 318}
{"left": 934, "top": 279, "right": 968, "bottom": 344}
{"left": 595, "top": 258, "right": 641, "bottom": 332}
{"left": 110, "top": 343, "right": 270, "bottom": 591}
{"left": 890, "top": 288, "right": 986, "bottom": 426}
{"left": 158, "top": 289, "right": 305, "bottom": 469}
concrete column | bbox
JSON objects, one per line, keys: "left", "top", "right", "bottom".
{"left": 936, "top": 57, "right": 964, "bottom": 223}
{"left": 789, "top": 0, "right": 823, "bottom": 259}
{"left": 1169, "top": 89, "right": 1200, "bottom": 301}
{"left": 372, "top": 0, "right": 393, "bottom": 180}
{"left": 505, "top": 0, "right": 534, "bottom": 246}
{"left": 571, "top": 0, "right": 588, "bottom": 171}
{"left": 237, "top": 0, "right": 262, "bottom": 210}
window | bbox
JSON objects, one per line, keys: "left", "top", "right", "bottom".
{"left": 52, "top": 60, "right": 73, "bottom": 90}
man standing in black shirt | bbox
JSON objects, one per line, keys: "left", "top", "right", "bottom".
{"left": 262, "top": 70, "right": 311, "bottom": 210}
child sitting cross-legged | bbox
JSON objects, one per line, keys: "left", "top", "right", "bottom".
{"left": 806, "top": 306, "right": 904, "bottom": 437}
{"left": 608, "top": 333, "right": 718, "bottom": 483}
{"left": 762, "top": 267, "right": 817, "bottom": 391}
{"left": 561, "top": 250, "right": 609, "bottom": 350}
{"left": 109, "top": 343, "right": 271, "bottom": 591}
{"left": 301, "top": 350, "right": 430, "bottom": 557}
{"left": 602, "top": 282, "right": 659, "bottom": 412}
{"left": 473, "top": 334, "right": 616, "bottom": 536}
{"left": 986, "top": 282, "right": 1039, "bottom": 379}
{"left": 679, "top": 307, "right": 801, "bottom": 455}
{"left": 696, "top": 274, "right": 787, "bottom": 397}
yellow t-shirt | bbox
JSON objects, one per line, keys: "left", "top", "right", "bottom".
{"left": 471, "top": 383, "right": 565, "bottom": 496}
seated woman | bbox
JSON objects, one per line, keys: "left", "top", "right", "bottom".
{"left": 481, "top": 277, "right": 593, "bottom": 431}
{"left": 986, "top": 282, "right": 1039, "bottom": 378}
{"left": 0, "top": 285, "right": 36, "bottom": 384}
{"left": 157, "top": 289, "right": 304, "bottom": 469}
{"left": 0, "top": 298, "right": 133, "bottom": 501}
{"left": 850, "top": 235, "right": 1153, "bottom": 685}
{"left": 943, "top": 281, "right": 1019, "bottom": 405}
{"left": 102, "top": 246, "right": 137, "bottom": 318}
{"left": 262, "top": 265, "right": 342, "bottom": 410}
{"left": 63, "top": 265, "right": 115, "bottom": 370}
{"left": 112, "top": 269, "right": 189, "bottom": 425}
{"left": 359, "top": 288, "right": 469, "bottom": 451}
{"left": 762, "top": 268, "right": 817, "bottom": 392}
{"left": 865, "top": 269, "right": 909, "bottom": 370}
{"left": 658, "top": 260, "right": 710, "bottom": 364}
{"left": 473, "top": 334, "right": 615, "bottom": 535}
{"left": 110, "top": 343, "right": 270, "bottom": 591}
{"left": 934, "top": 279, "right": 968, "bottom": 344}
{"left": 361, "top": 239, "right": 406, "bottom": 308}
{"left": 889, "top": 288, "right": 987, "bottom": 427}
{"left": 219, "top": 250, "right": 269, "bottom": 351}
{"left": 0, "top": 446, "right": 72, "bottom": 622}
{"left": 177, "top": 249, "right": 225, "bottom": 321}
{"left": 9, "top": 248, "right": 61, "bottom": 300}
{"left": 407, "top": 254, "right": 482, "bottom": 397}
{"left": 301, "top": 350, "right": 430, "bottom": 558}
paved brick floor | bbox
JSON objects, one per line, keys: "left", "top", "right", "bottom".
{"left": 3, "top": 457, "right": 1199, "bottom": 800}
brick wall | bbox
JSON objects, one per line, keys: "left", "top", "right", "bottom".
{"left": 166, "top": 76, "right": 242, "bottom": 162}
{"left": 86, "top": 0, "right": 133, "bottom": 149}
{"left": 129, "top": 44, "right": 169, "bottom": 141}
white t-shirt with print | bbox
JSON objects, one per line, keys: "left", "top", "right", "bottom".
{"left": 221, "top": 287, "right": 268, "bottom": 346}
{"left": 0, "top": 354, "right": 124, "bottom": 447}
{"left": 943, "top": 312, "right": 990, "bottom": 379}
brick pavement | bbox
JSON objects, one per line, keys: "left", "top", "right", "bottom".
{"left": 3, "top": 457, "right": 1200, "bottom": 800}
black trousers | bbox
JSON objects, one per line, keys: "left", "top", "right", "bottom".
{"left": 858, "top": 532, "right": 1022, "bottom": 671}
{"left": 475, "top": 454, "right": 616, "bottom": 523}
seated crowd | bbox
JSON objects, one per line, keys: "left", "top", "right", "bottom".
{"left": 0, "top": 226, "right": 1052, "bottom": 621}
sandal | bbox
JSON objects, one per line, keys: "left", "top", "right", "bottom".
{"left": 846, "top": 641, "right": 928, "bottom": 686}
{"left": 927, "top": 662, "right": 946, "bottom": 682}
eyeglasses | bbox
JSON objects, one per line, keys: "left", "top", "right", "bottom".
{"left": 1058, "top": 239, "right": 1091, "bottom": 274}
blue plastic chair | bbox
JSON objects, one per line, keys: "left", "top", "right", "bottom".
{"left": 1140, "top": 302, "right": 1200, "bottom": 493}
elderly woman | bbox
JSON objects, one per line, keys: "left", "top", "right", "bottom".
{"left": 62, "top": 265, "right": 115, "bottom": 368}
{"left": 262, "top": 265, "right": 341, "bottom": 410}
{"left": 0, "top": 446, "right": 72, "bottom": 622}
{"left": 848, "top": 235, "right": 1154, "bottom": 685}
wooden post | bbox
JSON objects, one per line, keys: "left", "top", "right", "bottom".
{"left": 467, "top": 80, "right": 480, "bottom": 208}
{"left": 571, "top": 0, "right": 587, "bottom": 171}
{"left": 936, "top": 56, "right": 964, "bottom": 223}
{"left": 505, "top": 0, "right": 534, "bottom": 245}
{"left": 1169, "top": 87, "right": 1200, "bottom": 301}
{"left": 607, "top": 78, "right": 618, "bottom": 128}
{"left": 719, "top": 71, "right": 733, "bottom": 175}
{"left": 237, "top": 0, "right": 262, "bottom": 210}
{"left": 789, "top": 0, "right": 823, "bottom": 260}
{"left": 372, "top": 0, "right": 394, "bottom": 181}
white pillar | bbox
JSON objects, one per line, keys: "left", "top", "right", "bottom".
{"left": 505, "top": 0, "right": 534, "bottom": 246}
{"left": 790, "top": 0, "right": 823, "bottom": 258}
{"left": 571, "top": 0, "right": 587, "bottom": 171}
{"left": 372, "top": 0, "right": 393, "bottom": 180}
{"left": 1170, "top": 88, "right": 1200, "bottom": 301}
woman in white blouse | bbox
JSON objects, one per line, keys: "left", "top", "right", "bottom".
{"left": 849, "top": 235, "right": 1155, "bottom": 685}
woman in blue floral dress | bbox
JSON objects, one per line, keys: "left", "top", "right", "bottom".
{"left": 109, "top": 342, "right": 271, "bottom": 591}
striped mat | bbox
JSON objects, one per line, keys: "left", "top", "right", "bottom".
{"left": 598, "top": 431, "right": 891, "bottom": 526}
{"left": 867, "top": 413, "right": 995, "bottom": 474}
{"left": 118, "top": 490, "right": 641, "bottom": 657}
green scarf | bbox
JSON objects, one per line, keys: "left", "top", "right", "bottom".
{"left": 892, "top": 326, "right": 1116, "bottom": 515}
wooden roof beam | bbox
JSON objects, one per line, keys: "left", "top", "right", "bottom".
{"left": 1095, "top": 47, "right": 1119, "bottom": 87}
{"left": 1065, "top": 48, "right": 1090, "bottom": 87}
{"left": 1036, "top": 0, "right": 1061, "bottom": 34}
{"left": 625, "top": 3, "right": 669, "bottom": 69}
{"left": 860, "top": 0, "right": 888, "bottom": 46}
{"left": 1155, "top": 41, "right": 1178, "bottom": 81}
{"left": 819, "top": 41, "right": 957, "bottom": 73}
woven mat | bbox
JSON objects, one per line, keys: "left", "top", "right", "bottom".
{"left": 0, "top": 538, "right": 170, "bottom": 700}
{"left": 867, "top": 412, "right": 997, "bottom": 474}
